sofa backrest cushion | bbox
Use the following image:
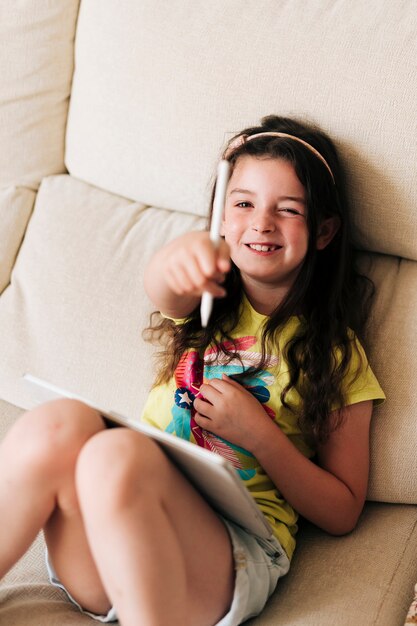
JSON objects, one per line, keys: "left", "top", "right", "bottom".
{"left": 0, "top": 175, "right": 205, "bottom": 422}
{"left": 66, "top": 0, "right": 417, "bottom": 260}
{"left": 0, "top": 0, "right": 80, "bottom": 292}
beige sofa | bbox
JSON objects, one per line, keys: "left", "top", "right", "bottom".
{"left": 1, "top": 1, "right": 417, "bottom": 624}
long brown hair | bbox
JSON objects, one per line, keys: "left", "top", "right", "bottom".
{"left": 144, "top": 115, "right": 374, "bottom": 443}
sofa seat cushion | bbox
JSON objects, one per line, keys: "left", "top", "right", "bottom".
{"left": 0, "top": 398, "right": 22, "bottom": 439}
{"left": 1, "top": 394, "right": 416, "bottom": 626}
{"left": 0, "top": 401, "right": 415, "bottom": 626}
{"left": 256, "top": 502, "right": 417, "bottom": 626}
{"left": 0, "top": 402, "right": 416, "bottom": 626}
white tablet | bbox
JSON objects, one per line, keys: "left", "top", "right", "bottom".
{"left": 23, "top": 374, "right": 273, "bottom": 540}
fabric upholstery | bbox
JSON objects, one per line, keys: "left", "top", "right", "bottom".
{"left": 0, "top": 175, "right": 205, "bottom": 418}
{"left": 256, "top": 503, "right": 417, "bottom": 626}
{"left": 0, "top": 0, "right": 80, "bottom": 289}
{"left": 0, "top": 175, "right": 416, "bottom": 505}
{"left": 66, "top": 0, "right": 417, "bottom": 260}
{"left": 1, "top": 395, "right": 416, "bottom": 626}
{"left": 362, "top": 254, "right": 417, "bottom": 503}
{"left": 0, "top": 1, "right": 80, "bottom": 189}
{"left": 0, "top": 187, "right": 35, "bottom": 294}
{"left": 1, "top": 1, "right": 417, "bottom": 624}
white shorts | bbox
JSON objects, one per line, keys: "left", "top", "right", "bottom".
{"left": 46, "top": 518, "right": 290, "bottom": 625}
{"left": 217, "top": 520, "right": 290, "bottom": 625}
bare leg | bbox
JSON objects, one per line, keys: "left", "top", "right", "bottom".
{"left": 0, "top": 401, "right": 235, "bottom": 624}
{"left": 74, "top": 428, "right": 235, "bottom": 626}
{"left": 0, "top": 399, "right": 112, "bottom": 613}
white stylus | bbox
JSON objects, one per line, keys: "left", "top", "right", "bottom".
{"left": 200, "top": 159, "right": 231, "bottom": 328}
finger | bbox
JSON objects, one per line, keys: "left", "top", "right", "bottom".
{"left": 194, "top": 395, "right": 215, "bottom": 416}
{"left": 165, "top": 264, "right": 195, "bottom": 295}
{"left": 165, "top": 261, "right": 224, "bottom": 297}
{"left": 200, "top": 279, "right": 227, "bottom": 298}
{"left": 182, "top": 246, "right": 221, "bottom": 281}
{"left": 197, "top": 241, "right": 219, "bottom": 278}
{"left": 198, "top": 238, "right": 230, "bottom": 276}
{"left": 203, "top": 377, "right": 236, "bottom": 393}
{"left": 217, "top": 240, "right": 231, "bottom": 274}
{"left": 209, "top": 376, "right": 246, "bottom": 396}
{"left": 194, "top": 412, "right": 214, "bottom": 431}
{"left": 185, "top": 256, "right": 209, "bottom": 289}
{"left": 221, "top": 374, "right": 242, "bottom": 389}
{"left": 198, "top": 382, "right": 223, "bottom": 402}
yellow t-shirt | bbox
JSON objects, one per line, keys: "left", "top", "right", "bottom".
{"left": 141, "top": 298, "right": 385, "bottom": 560}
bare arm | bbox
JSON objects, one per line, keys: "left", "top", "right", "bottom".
{"left": 194, "top": 376, "right": 372, "bottom": 535}
{"left": 253, "top": 400, "right": 372, "bottom": 535}
{"left": 144, "top": 232, "right": 231, "bottom": 319}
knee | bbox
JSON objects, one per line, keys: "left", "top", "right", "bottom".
{"left": 4, "top": 399, "right": 104, "bottom": 475}
{"left": 76, "top": 428, "right": 165, "bottom": 511}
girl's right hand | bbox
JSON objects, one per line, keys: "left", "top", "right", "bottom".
{"left": 144, "top": 231, "right": 231, "bottom": 318}
{"left": 163, "top": 232, "right": 231, "bottom": 298}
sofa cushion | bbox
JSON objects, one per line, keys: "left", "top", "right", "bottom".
{"left": 2, "top": 398, "right": 416, "bottom": 626}
{"left": 364, "top": 254, "right": 417, "bottom": 503}
{"left": 0, "top": 403, "right": 417, "bottom": 626}
{"left": 0, "top": 174, "right": 205, "bottom": 419}
{"left": 0, "top": 1, "right": 80, "bottom": 190}
{"left": 0, "top": 187, "right": 35, "bottom": 293}
{"left": 66, "top": 1, "right": 417, "bottom": 260}
{"left": 1, "top": 399, "right": 416, "bottom": 626}
{"left": 0, "top": 398, "right": 23, "bottom": 440}
{"left": 0, "top": 174, "right": 416, "bottom": 505}
{"left": 255, "top": 502, "right": 417, "bottom": 626}
{"left": 0, "top": 0, "right": 80, "bottom": 290}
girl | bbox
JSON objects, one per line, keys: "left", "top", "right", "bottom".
{"left": 0, "top": 116, "right": 385, "bottom": 626}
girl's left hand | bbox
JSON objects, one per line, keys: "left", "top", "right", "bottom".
{"left": 193, "top": 375, "right": 274, "bottom": 453}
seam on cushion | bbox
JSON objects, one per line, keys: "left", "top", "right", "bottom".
{"left": 373, "top": 510, "right": 417, "bottom": 625}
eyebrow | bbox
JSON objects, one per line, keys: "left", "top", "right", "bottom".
{"left": 229, "top": 188, "right": 306, "bottom": 203}
{"left": 230, "top": 188, "right": 256, "bottom": 195}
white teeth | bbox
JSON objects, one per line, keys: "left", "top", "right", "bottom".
{"left": 248, "top": 244, "right": 279, "bottom": 252}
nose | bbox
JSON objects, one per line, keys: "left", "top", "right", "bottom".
{"left": 250, "top": 208, "right": 276, "bottom": 233}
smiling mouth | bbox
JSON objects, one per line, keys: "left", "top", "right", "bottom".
{"left": 246, "top": 243, "right": 282, "bottom": 252}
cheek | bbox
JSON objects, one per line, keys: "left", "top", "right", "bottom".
{"left": 290, "top": 223, "right": 309, "bottom": 248}
{"left": 222, "top": 215, "right": 243, "bottom": 241}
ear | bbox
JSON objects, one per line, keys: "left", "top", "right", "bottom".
{"left": 316, "top": 216, "right": 340, "bottom": 250}
{"left": 220, "top": 219, "right": 226, "bottom": 237}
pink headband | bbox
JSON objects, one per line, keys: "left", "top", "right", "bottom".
{"left": 224, "top": 131, "right": 335, "bottom": 183}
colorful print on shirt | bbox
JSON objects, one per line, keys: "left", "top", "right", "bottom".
{"left": 166, "top": 336, "right": 278, "bottom": 480}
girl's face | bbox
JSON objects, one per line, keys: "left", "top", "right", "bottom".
{"left": 221, "top": 156, "right": 309, "bottom": 306}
